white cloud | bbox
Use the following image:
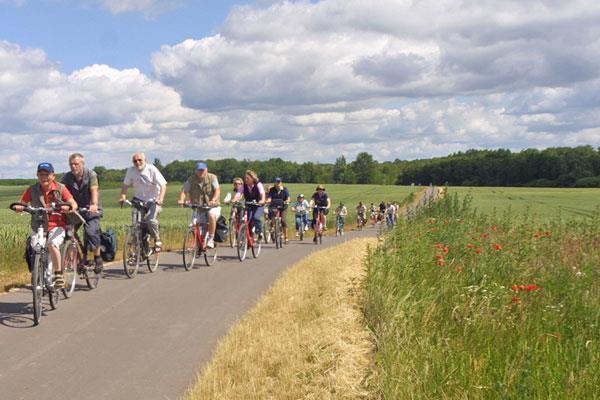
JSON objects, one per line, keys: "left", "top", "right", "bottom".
{"left": 2, "top": 0, "right": 600, "bottom": 177}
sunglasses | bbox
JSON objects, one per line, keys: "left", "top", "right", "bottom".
{"left": 133, "top": 159, "right": 144, "bottom": 163}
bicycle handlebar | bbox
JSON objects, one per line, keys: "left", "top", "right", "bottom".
{"left": 9, "top": 201, "right": 72, "bottom": 215}
{"left": 182, "top": 203, "right": 217, "bottom": 211}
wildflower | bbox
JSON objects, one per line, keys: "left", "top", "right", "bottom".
{"left": 455, "top": 267, "right": 463, "bottom": 273}
{"left": 491, "top": 226, "right": 497, "bottom": 232}
{"left": 512, "top": 297, "right": 521, "bottom": 303}
{"left": 544, "top": 231, "right": 552, "bottom": 237}
{"left": 466, "top": 243, "right": 474, "bottom": 249}
{"left": 437, "top": 258, "right": 446, "bottom": 266}
{"left": 481, "top": 233, "right": 489, "bottom": 239}
{"left": 492, "top": 243, "right": 502, "bottom": 251}
{"left": 525, "top": 284, "right": 540, "bottom": 291}
{"left": 475, "top": 247, "right": 482, "bottom": 255}
{"left": 443, "top": 246, "right": 449, "bottom": 255}
{"left": 511, "top": 284, "right": 519, "bottom": 291}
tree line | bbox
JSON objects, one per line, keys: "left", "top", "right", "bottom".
{"left": 3, "top": 146, "right": 595, "bottom": 187}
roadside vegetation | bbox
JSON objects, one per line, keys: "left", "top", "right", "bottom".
{"left": 184, "top": 238, "right": 377, "bottom": 400}
{"left": 0, "top": 183, "right": 412, "bottom": 291}
{"left": 364, "top": 193, "right": 599, "bottom": 398}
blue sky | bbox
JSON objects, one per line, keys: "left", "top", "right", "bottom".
{"left": 0, "top": 1, "right": 244, "bottom": 73}
{"left": 0, "top": 0, "right": 599, "bottom": 178}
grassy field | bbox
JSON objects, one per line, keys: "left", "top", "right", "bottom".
{"left": 449, "top": 186, "right": 600, "bottom": 219}
{"left": 0, "top": 182, "right": 414, "bottom": 291}
{"left": 364, "top": 193, "right": 599, "bottom": 398}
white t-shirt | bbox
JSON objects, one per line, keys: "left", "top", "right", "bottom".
{"left": 123, "top": 164, "right": 167, "bottom": 201}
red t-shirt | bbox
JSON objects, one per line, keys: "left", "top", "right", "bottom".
{"left": 21, "top": 181, "right": 74, "bottom": 230}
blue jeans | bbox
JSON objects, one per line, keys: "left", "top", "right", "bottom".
{"left": 295, "top": 214, "right": 309, "bottom": 230}
{"left": 247, "top": 205, "right": 264, "bottom": 234}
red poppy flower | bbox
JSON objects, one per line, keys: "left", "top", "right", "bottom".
{"left": 493, "top": 243, "right": 502, "bottom": 251}
{"left": 511, "top": 284, "right": 519, "bottom": 291}
{"left": 512, "top": 297, "right": 521, "bottom": 303}
{"left": 437, "top": 259, "right": 446, "bottom": 266}
{"left": 443, "top": 246, "right": 449, "bottom": 254}
{"left": 475, "top": 247, "right": 482, "bottom": 255}
{"left": 466, "top": 243, "right": 474, "bottom": 249}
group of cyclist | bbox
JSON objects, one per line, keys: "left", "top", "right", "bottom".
{"left": 12, "top": 153, "right": 363, "bottom": 287}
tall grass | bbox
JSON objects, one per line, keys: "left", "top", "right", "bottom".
{"left": 364, "top": 193, "right": 599, "bottom": 398}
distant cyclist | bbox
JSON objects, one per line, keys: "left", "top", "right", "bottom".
{"left": 232, "top": 169, "right": 266, "bottom": 239}
{"left": 309, "top": 184, "right": 331, "bottom": 241}
{"left": 291, "top": 194, "right": 310, "bottom": 236}
{"left": 356, "top": 202, "right": 366, "bottom": 227}
{"left": 14, "top": 162, "right": 78, "bottom": 287}
{"left": 335, "top": 202, "right": 348, "bottom": 235}
{"left": 119, "top": 152, "right": 167, "bottom": 251}
{"left": 267, "top": 177, "right": 291, "bottom": 244}
{"left": 177, "top": 162, "right": 221, "bottom": 249}
{"left": 61, "top": 153, "right": 104, "bottom": 273}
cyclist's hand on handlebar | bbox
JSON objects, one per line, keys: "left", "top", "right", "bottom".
{"left": 177, "top": 200, "right": 186, "bottom": 207}
{"left": 89, "top": 204, "right": 98, "bottom": 213}
{"left": 13, "top": 204, "right": 25, "bottom": 213}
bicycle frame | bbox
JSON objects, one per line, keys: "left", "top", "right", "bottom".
{"left": 122, "top": 199, "right": 160, "bottom": 277}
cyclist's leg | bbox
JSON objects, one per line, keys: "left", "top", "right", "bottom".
{"left": 48, "top": 227, "right": 66, "bottom": 284}
{"left": 145, "top": 202, "right": 162, "bottom": 245}
{"left": 84, "top": 216, "right": 103, "bottom": 271}
{"left": 252, "top": 206, "right": 264, "bottom": 236}
{"left": 280, "top": 208, "right": 288, "bottom": 242}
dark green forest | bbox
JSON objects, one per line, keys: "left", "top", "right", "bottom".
{"left": 3, "top": 146, "right": 600, "bottom": 187}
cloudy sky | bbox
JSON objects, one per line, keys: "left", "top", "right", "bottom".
{"left": 1, "top": 0, "right": 599, "bottom": 178}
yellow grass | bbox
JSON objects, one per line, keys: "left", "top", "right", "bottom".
{"left": 184, "top": 238, "right": 377, "bottom": 400}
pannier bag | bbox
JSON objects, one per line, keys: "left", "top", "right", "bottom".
{"left": 100, "top": 229, "right": 118, "bottom": 262}
{"left": 214, "top": 216, "right": 228, "bottom": 243}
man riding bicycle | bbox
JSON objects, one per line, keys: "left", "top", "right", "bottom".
{"left": 291, "top": 194, "right": 310, "bottom": 237}
{"left": 266, "top": 177, "right": 291, "bottom": 244}
{"left": 14, "top": 162, "right": 78, "bottom": 287}
{"left": 61, "top": 153, "right": 104, "bottom": 273}
{"left": 177, "top": 162, "right": 221, "bottom": 249}
{"left": 232, "top": 169, "right": 266, "bottom": 239}
{"left": 356, "top": 201, "right": 366, "bottom": 227}
{"left": 119, "top": 152, "right": 167, "bottom": 251}
{"left": 309, "top": 184, "right": 331, "bottom": 242}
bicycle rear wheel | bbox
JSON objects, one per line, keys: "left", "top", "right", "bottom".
{"left": 146, "top": 235, "right": 160, "bottom": 273}
{"left": 31, "top": 254, "right": 43, "bottom": 326}
{"left": 123, "top": 229, "right": 140, "bottom": 278}
{"left": 61, "top": 241, "right": 78, "bottom": 298}
{"left": 237, "top": 224, "right": 248, "bottom": 261}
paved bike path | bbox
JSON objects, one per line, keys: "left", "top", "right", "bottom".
{"left": 0, "top": 228, "right": 377, "bottom": 400}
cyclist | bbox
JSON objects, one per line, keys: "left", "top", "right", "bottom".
{"left": 267, "top": 177, "right": 291, "bottom": 243}
{"left": 369, "top": 203, "right": 377, "bottom": 225}
{"left": 14, "top": 162, "right": 78, "bottom": 287}
{"left": 335, "top": 202, "right": 348, "bottom": 235}
{"left": 378, "top": 201, "right": 386, "bottom": 223}
{"left": 309, "top": 184, "right": 331, "bottom": 242}
{"left": 232, "top": 169, "right": 266, "bottom": 239}
{"left": 385, "top": 202, "right": 396, "bottom": 228}
{"left": 291, "top": 194, "right": 310, "bottom": 237}
{"left": 177, "top": 162, "right": 221, "bottom": 249}
{"left": 356, "top": 201, "right": 366, "bottom": 227}
{"left": 119, "top": 152, "right": 167, "bottom": 251}
{"left": 61, "top": 153, "right": 104, "bottom": 273}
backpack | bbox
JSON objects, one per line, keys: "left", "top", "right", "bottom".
{"left": 100, "top": 229, "right": 118, "bottom": 262}
{"left": 214, "top": 216, "right": 228, "bottom": 243}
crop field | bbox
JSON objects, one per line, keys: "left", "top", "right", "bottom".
{"left": 0, "top": 183, "right": 415, "bottom": 290}
{"left": 449, "top": 186, "right": 600, "bottom": 219}
{"left": 364, "top": 194, "right": 599, "bottom": 398}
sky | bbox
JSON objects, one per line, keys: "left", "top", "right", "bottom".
{"left": 1, "top": 0, "right": 599, "bottom": 178}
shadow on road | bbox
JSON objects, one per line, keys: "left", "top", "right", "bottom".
{"left": 0, "top": 301, "right": 40, "bottom": 328}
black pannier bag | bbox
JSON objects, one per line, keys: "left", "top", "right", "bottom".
{"left": 214, "top": 216, "right": 228, "bottom": 243}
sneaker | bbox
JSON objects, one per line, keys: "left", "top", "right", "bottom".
{"left": 155, "top": 240, "right": 163, "bottom": 252}
{"left": 295, "top": 232, "right": 299, "bottom": 237}
{"left": 305, "top": 226, "right": 309, "bottom": 231}
{"left": 53, "top": 273, "right": 64, "bottom": 288}
{"left": 206, "top": 237, "right": 215, "bottom": 249}
{"left": 313, "top": 237, "right": 317, "bottom": 243}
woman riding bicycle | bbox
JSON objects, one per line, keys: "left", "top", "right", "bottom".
{"left": 232, "top": 169, "right": 266, "bottom": 239}
{"left": 335, "top": 202, "right": 348, "bottom": 235}
{"left": 267, "top": 177, "right": 291, "bottom": 244}
{"left": 291, "top": 194, "right": 310, "bottom": 237}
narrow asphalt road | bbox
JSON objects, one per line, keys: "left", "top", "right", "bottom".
{"left": 0, "top": 227, "right": 378, "bottom": 400}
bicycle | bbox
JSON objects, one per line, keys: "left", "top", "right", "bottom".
{"left": 231, "top": 201, "right": 262, "bottom": 261}
{"left": 121, "top": 199, "right": 160, "bottom": 278}
{"left": 335, "top": 214, "right": 345, "bottom": 237}
{"left": 356, "top": 213, "right": 365, "bottom": 230}
{"left": 181, "top": 203, "right": 218, "bottom": 269}
{"left": 313, "top": 206, "right": 327, "bottom": 245}
{"left": 9, "top": 202, "right": 71, "bottom": 325}
{"left": 268, "top": 199, "right": 286, "bottom": 249}
{"left": 62, "top": 208, "right": 102, "bottom": 291}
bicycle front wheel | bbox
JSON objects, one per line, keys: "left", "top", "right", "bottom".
{"left": 274, "top": 220, "right": 281, "bottom": 249}
{"left": 204, "top": 245, "right": 217, "bottom": 266}
{"left": 237, "top": 224, "right": 248, "bottom": 262}
{"left": 84, "top": 266, "right": 101, "bottom": 289}
{"left": 31, "top": 254, "right": 43, "bottom": 326}
{"left": 123, "top": 228, "right": 140, "bottom": 278}
{"left": 61, "top": 241, "right": 79, "bottom": 298}
{"left": 183, "top": 228, "right": 198, "bottom": 271}
{"left": 251, "top": 232, "right": 262, "bottom": 258}
{"left": 228, "top": 220, "right": 236, "bottom": 248}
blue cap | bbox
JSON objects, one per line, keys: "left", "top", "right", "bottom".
{"left": 37, "top": 162, "right": 54, "bottom": 173}
{"left": 274, "top": 177, "right": 282, "bottom": 182}
{"left": 196, "top": 162, "right": 207, "bottom": 171}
